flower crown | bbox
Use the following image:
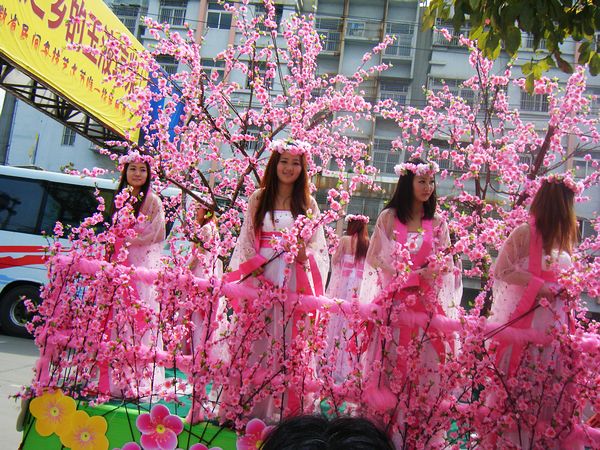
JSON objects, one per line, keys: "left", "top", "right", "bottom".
{"left": 269, "top": 139, "right": 311, "bottom": 156}
{"left": 118, "top": 150, "right": 153, "bottom": 169}
{"left": 543, "top": 173, "right": 584, "bottom": 195}
{"left": 394, "top": 161, "right": 440, "bottom": 177}
{"left": 345, "top": 214, "right": 370, "bottom": 224}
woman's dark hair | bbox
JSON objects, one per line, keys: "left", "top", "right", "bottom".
{"left": 346, "top": 219, "right": 369, "bottom": 261}
{"left": 254, "top": 151, "right": 310, "bottom": 228}
{"left": 384, "top": 157, "right": 436, "bottom": 223}
{"left": 530, "top": 179, "right": 578, "bottom": 254}
{"left": 111, "top": 161, "right": 152, "bottom": 218}
{"left": 260, "top": 415, "right": 394, "bottom": 450}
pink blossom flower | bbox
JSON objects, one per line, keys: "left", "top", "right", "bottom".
{"left": 113, "top": 443, "right": 141, "bottom": 450}
{"left": 136, "top": 404, "right": 184, "bottom": 450}
{"left": 189, "top": 444, "right": 223, "bottom": 450}
{"left": 236, "top": 418, "right": 274, "bottom": 450}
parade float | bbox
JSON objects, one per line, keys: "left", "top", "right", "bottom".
{"left": 12, "top": 0, "right": 600, "bottom": 448}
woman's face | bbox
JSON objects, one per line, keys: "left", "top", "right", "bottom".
{"left": 126, "top": 163, "right": 148, "bottom": 190}
{"left": 276, "top": 151, "right": 302, "bottom": 186}
{"left": 196, "top": 206, "right": 212, "bottom": 224}
{"left": 412, "top": 174, "right": 435, "bottom": 203}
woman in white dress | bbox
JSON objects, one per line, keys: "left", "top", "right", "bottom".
{"left": 108, "top": 157, "right": 166, "bottom": 399}
{"left": 487, "top": 177, "right": 580, "bottom": 449}
{"left": 224, "top": 140, "right": 329, "bottom": 421}
{"left": 324, "top": 214, "right": 369, "bottom": 383}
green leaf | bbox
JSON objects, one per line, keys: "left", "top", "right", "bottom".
{"left": 422, "top": 13, "right": 435, "bottom": 30}
{"left": 485, "top": 33, "right": 501, "bottom": 59}
{"left": 578, "top": 41, "right": 592, "bottom": 64}
{"left": 590, "top": 52, "right": 600, "bottom": 76}
{"left": 525, "top": 73, "right": 535, "bottom": 93}
{"left": 554, "top": 52, "right": 574, "bottom": 73}
{"left": 469, "top": 25, "right": 484, "bottom": 41}
{"left": 469, "top": 0, "right": 481, "bottom": 10}
{"left": 522, "top": 61, "right": 533, "bottom": 75}
{"left": 477, "top": 30, "right": 489, "bottom": 51}
{"left": 519, "top": 7, "right": 534, "bottom": 31}
{"left": 505, "top": 26, "right": 522, "bottom": 56}
{"left": 502, "top": 1, "right": 521, "bottom": 25}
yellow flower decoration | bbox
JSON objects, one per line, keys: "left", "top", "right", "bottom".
{"left": 29, "top": 390, "right": 77, "bottom": 437}
{"left": 60, "top": 410, "right": 109, "bottom": 450}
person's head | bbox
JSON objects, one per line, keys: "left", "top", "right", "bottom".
{"left": 260, "top": 415, "right": 394, "bottom": 450}
{"left": 530, "top": 177, "right": 579, "bottom": 254}
{"left": 384, "top": 157, "right": 437, "bottom": 223}
{"left": 114, "top": 160, "right": 152, "bottom": 217}
{"left": 345, "top": 215, "right": 370, "bottom": 260}
{"left": 254, "top": 144, "right": 310, "bottom": 228}
{"left": 195, "top": 203, "right": 215, "bottom": 227}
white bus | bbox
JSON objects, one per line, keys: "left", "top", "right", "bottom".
{"left": 0, "top": 165, "right": 119, "bottom": 337}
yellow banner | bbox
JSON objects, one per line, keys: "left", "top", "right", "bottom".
{"left": 0, "top": 0, "right": 146, "bottom": 141}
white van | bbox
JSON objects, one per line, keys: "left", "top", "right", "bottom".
{"left": 0, "top": 165, "right": 179, "bottom": 337}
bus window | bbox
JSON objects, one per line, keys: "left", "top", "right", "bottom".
{"left": 0, "top": 176, "right": 45, "bottom": 234}
{"left": 41, "top": 183, "right": 109, "bottom": 234}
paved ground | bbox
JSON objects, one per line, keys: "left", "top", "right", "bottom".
{"left": 0, "top": 336, "right": 38, "bottom": 449}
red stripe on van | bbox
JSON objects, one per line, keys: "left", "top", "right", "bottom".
{"left": 0, "top": 246, "right": 47, "bottom": 253}
{"left": 0, "top": 255, "right": 47, "bottom": 268}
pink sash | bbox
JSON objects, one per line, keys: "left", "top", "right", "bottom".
{"left": 224, "top": 227, "right": 324, "bottom": 413}
{"left": 495, "top": 216, "right": 557, "bottom": 376}
{"left": 224, "top": 230, "right": 324, "bottom": 296}
{"left": 393, "top": 218, "right": 448, "bottom": 368}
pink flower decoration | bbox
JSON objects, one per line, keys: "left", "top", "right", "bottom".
{"left": 236, "top": 418, "right": 274, "bottom": 450}
{"left": 136, "top": 404, "right": 184, "bottom": 450}
{"left": 189, "top": 444, "right": 223, "bottom": 450}
{"left": 113, "top": 443, "right": 141, "bottom": 450}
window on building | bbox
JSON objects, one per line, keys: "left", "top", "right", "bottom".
{"left": 156, "top": 55, "right": 178, "bottom": 75}
{"left": 347, "top": 20, "right": 365, "bottom": 37}
{"left": 433, "top": 19, "right": 470, "bottom": 46}
{"left": 254, "top": 3, "right": 284, "bottom": 31}
{"left": 242, "top": 127, "right": 264, "bottom": 152}
{"left": 379, "top": 80, "right": 409, "bottom": 105}
{"left": 62, "top": 127, "right": 76, "bottom": 146}
{"left": 159, "top": 0, "right": 187, "bottom": 26}
{"left": 112, "top": 4, "right": 147, "bottom": 38}
{"left": 207, "top": 1, "right": 232, "bottom": 30}
{"left": 372, "top": 138, "right": 402, "bottom": 175}
{"left": 246, "top": 61, "right": 273, "bottom": 89}
{"left": 315, "top": 17, "right": 341, "bottom": 52}
{"left": 429, "top": 78, "right": 476, "bottom": 106}
{"left": 520, "top": 92, "right": 549, "bottom": 112}
{"left": 201, "top": 58, "right": 226, "bottom": 82}
{"left": 518, "top": 154, "right": 532, "bottom": 170}
{"left": 347, "top": 196, "right": 383, "bottom": 221}
{"left": 573, "top": 156, "right": 594, "bottom": 179}
{"left": 524, "top": 32, "right": 547, "bottom": 50}
{"left": 580, "top": 217, "right": 597, "bottom": 240}
{"left": 587, "top": 87, "right": 600, "bottom": 113}
{"left": 384, "top": 22, "right": 414, "bottom": 57}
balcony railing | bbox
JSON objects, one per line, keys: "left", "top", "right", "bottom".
{"left": 433, "top": 19, "right": 470, "bottom": 47}
{"left": 316, "top": 17, "right": 342, "bottom": 53}
{"left": 384, "top": 21, "right": 414, "bottom": 58}
{"left": 345, "top": 19, "right": 381, "bottom": 40}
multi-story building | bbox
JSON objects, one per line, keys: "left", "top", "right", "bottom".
{"left": 1, "top": 0, "right": 598, "bottom": 309}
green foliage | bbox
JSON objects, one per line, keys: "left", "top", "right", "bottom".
{"left": 423, "top": 0, "right": 600, "bottom": 86}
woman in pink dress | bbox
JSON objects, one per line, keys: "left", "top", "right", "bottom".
{"left": 360, "top": 157, "right": 460, "bottom": 447}
{"left": 109, "top": 158, "right": 166, "bottom": 399}
{"left": 487, "top": 178, "right": 580, "bottom": 449}
{"left": 188, "top": 203, "right": 223, "bottom": 350}
{"left": 324, "top": 214, "right": 369, "bottom": 383}
{"left": 225, "top": 140, "right": 329, "bottom": 421}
